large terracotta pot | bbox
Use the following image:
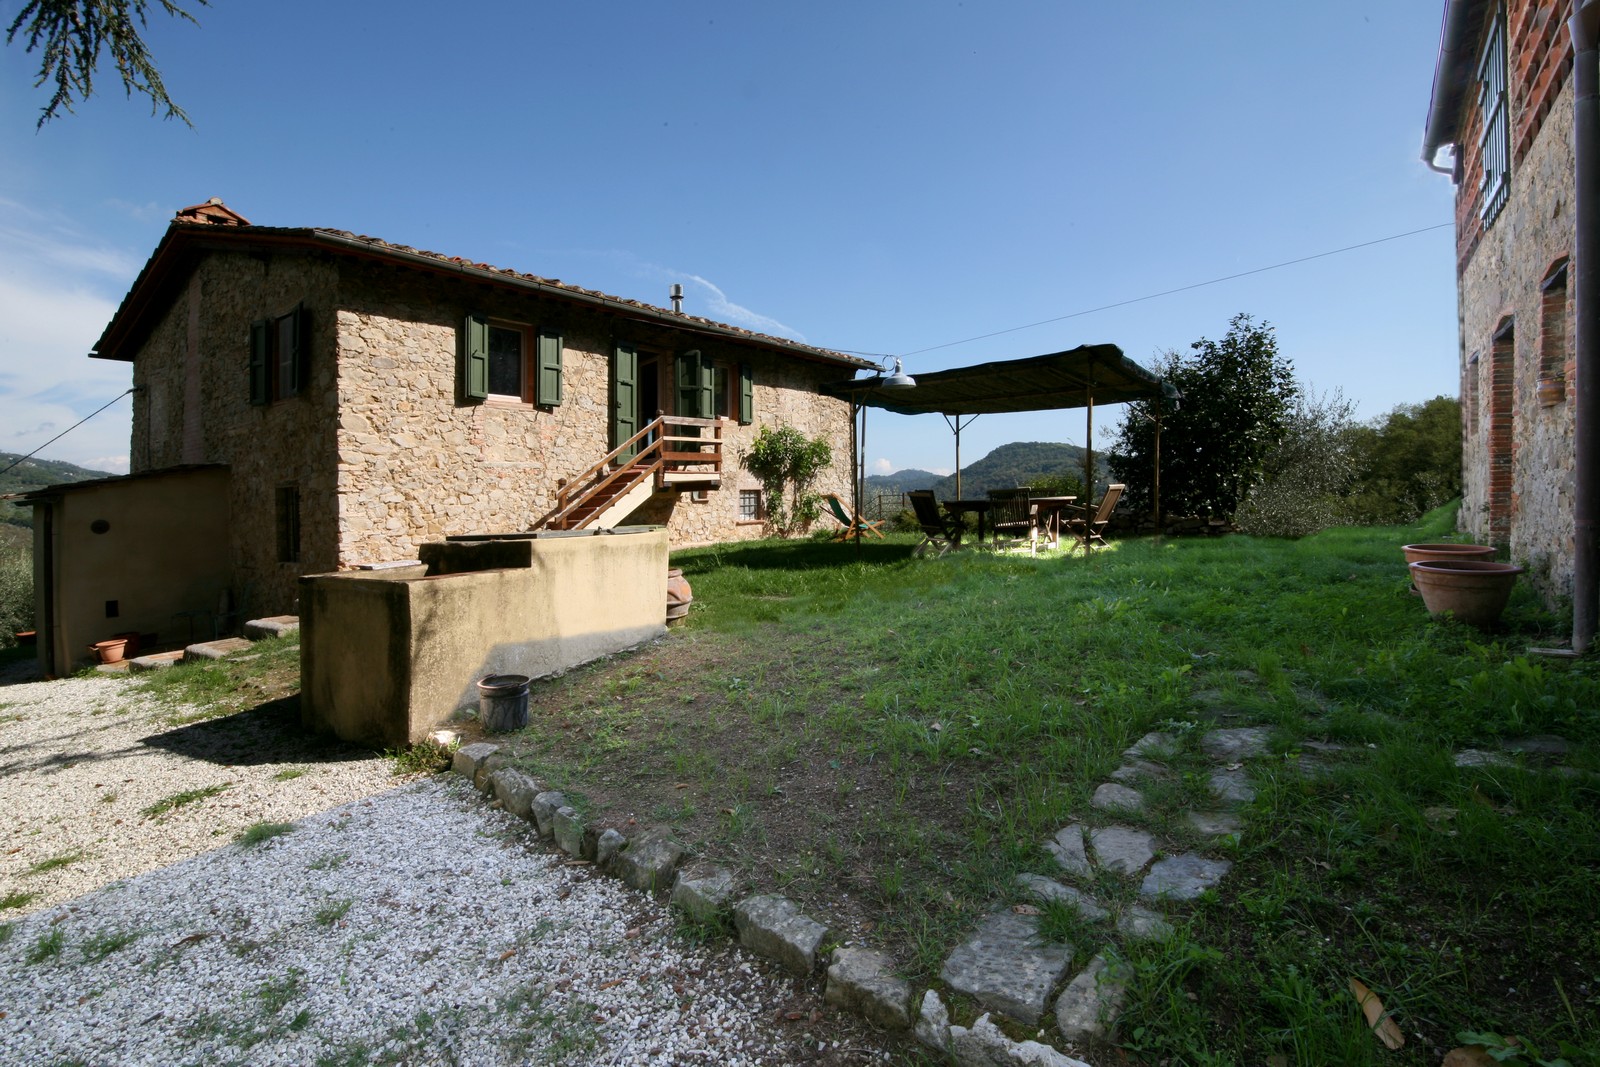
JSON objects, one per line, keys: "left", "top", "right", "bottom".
{"left": 1402, "top": 543, "right": 1496, "bottom": 566}
{"left": 666, "top": 568, "right": 694, "bottom": 622}
{"left": 90, "top": 638, "right": 129, "bottom": 664}
{"left": 1409, "top": 559, "right": 1524, "bottom": 628}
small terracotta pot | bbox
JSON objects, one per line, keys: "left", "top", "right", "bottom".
{"left": 1409, "top": 559, "right": 1524, "bottom": 628}
{"left": 13, "top": 630, "right": 35, "bottom": 647}
{"left": 90, "top": 638, "right": 129, "bottom": 664}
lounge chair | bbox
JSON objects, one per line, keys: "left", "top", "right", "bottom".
{"left": 987, "top": 487, "right": 1038, "bottom": 556}
{"left": 1062, "top": 484, "right": 1125, "bottom": 555}
{"left": 823, "top": 492, "right": 885, "bottom": 541}
{"left": 908, "top": 490, "right": 962, "bottom": 557}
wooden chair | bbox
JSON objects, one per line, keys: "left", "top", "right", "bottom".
{"left": 822, "top": 492, "right": 885, "bottom": 541}
{"left": 987, "top": 487, "right": 1039, "bottom": 556}
{"left": 1062, "top": 484, "right": 1125, "bottom": 555}
{"left": 907, "top": 490, "right": 962, "bottom": 557}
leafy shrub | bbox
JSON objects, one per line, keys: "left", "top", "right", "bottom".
{"left": 1236, "top": 390, "right": 1356, "bottom": 537}
{"left": 0, "top": 538, "right": 33, "bottom": 647}
{"left": 739, "top": 425, "right": 833, "bottom": 537}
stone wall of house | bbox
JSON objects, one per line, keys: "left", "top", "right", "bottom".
{"left": 126, "top": 251, "right": 342, "bottom": 617}
{"left": 1456, "top": 79, "right": 1576, "bottom": 601}
{"left": 333, "top": 262, "right": 854, "bottom": 564}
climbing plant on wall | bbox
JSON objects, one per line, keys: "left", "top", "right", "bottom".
{"left": 740, "top": 425, "right": 832, "bottom": 537}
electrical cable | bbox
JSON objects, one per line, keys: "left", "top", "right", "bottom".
{"left": 0, "top": 388, "right": 136, "bottom": 479}
{"left": 824, "top": 221, "right": 1453, "bottom": 360}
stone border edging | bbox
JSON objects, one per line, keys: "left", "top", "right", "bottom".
{"left": 448, "top": 741, "right": 1092, "bottom": 1065}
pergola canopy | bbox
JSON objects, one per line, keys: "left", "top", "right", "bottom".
{"left": 825, "top": 343, "right": 1172, "bottom": 414}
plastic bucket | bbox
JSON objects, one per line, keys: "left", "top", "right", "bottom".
{"left": 477, "top": 673, "right": 530, "bottom": 732}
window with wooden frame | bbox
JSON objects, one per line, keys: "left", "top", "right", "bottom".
{"left": 1539, "top": 259, "right": 1569, "bottom": 398}
{"left": 678, "top": 352, "right": 752, "bottom": 423}
{"left": 739, "top": 488, "right": 763, "bottom": 522}
{"left": 460, "top": 315, "right": 562, "bottom": 405}
{"left": 249, "top": 303, "right": 310, "bottom": 405}
{"left": 1477, "top": 7, "right": 1510, "bottom": 226}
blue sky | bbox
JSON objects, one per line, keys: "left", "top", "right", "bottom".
{"left": 0, "top": 1, "right": 1458, "bottom": 476}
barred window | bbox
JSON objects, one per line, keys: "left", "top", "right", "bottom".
{"left": 739, "top": 489, "right": 762, "bottom": 521}
{"left": 1477, "top": 9, "right": 1509, "bottom": 226}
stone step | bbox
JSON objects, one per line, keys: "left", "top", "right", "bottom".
{"left": 128, "top": 650, "right": 185, "bottom": 672}
{"left": 183, "top": 637, "right": 253, "bottom": 662}
{"left": 243, "top": 615, "right": 299, "bottom": 640}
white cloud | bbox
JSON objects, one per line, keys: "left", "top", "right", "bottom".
{"left": 676, "top": 273, "right": 806, "bottom": 342}
{"left": 930, "top": 467, "right": 952, "bottom": 476}
{"left": 870, "top": 457, "right": 893, "bottom": 475}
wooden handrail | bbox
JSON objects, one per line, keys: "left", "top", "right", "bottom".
{"left": 534, "top": 416, "right": 727, "bottom": 530}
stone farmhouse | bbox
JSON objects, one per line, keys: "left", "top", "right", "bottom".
{"left": 25, "top": 200, "right": 870, "bottom": 672}
{"left": 1420, "top": 0, "right": 1600, "bottom": 644}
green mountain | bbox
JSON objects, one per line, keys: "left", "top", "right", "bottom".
{"left": 863, "top": 468, "right": 942, "bottom": 497}
{"left": 1, "top": 453, "right": 117, "bottom": 528}
{"left": 929, "top": 441, "right": 1093, "bottom": 499}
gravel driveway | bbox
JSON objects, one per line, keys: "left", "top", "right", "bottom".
{"left": 0, "top": 663, "right": 898, "bottom": 1064}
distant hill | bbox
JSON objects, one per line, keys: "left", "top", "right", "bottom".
{"left": 864, "top": 468, "right": 942, "bottom": 497}
{"left": 929, "top": 441, "right": 1093, "bottom": 499}
{"left": 0, "top": 453, "right": 117, "bottom": 528}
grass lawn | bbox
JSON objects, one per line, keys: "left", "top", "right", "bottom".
{"left": 485, "top": 504, "right": 1599, "bottom": 1066}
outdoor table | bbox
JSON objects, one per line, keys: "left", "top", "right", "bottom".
{"left": 943, "top": 499, "right": 994, "bottom": 543}
{"left": 1029, "top": 496, "right": 1078, "bottom": 550}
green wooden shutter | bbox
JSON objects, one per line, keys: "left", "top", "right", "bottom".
{"left": 612, "top": 343, "right": 639, "bottom": 458}
{"left": 461, "top": 314, "right": 489, "bottom": 401}
{"left": 536, "top": 330, "right": 563, "bottom": 406}
{"left": 738, "top": 363, "right": 753, "bottom": 424}
{"left": 285, "top": 303, "right": 308, "bottom": 397}
{"left": 249, "top": 319, "right": 270, "bottom": 405}
{"left": 676, "top": 350, "right": 713, "bottom": 419}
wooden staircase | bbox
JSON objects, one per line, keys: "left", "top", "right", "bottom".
{"left": 534, "top": 415, "right": 725, "bottom": 531}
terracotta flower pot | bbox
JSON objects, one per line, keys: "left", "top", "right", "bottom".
{"left": 1409, "top": 559, "right": 1524, "bottom": 628}
{"left": 1402, "top": 543, "right": 1496, "bottom": 566}
{"left": 666, "top": 567, "right": 694, "bottom": 622}
{"left": 90, "top": 638, "right": 129, "bottom": 664}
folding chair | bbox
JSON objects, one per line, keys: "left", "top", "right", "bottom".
{"left": 822, "top": 492, "right": 885, "bottom": 542}
{"left": 1062, "top": 484, "right": 1125, "bottom": 555}
{"left": 907, "top": 490, "right": 962, "bottom": 557}
{"left": 987, "top": 487, "right": 1039, "bottom": 556}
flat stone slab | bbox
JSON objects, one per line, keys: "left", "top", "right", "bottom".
{"left": 1055, "top": 952, "right": 1132, "bottom": 1040}
{"left": 948, "top": 1014, "right": 1095, "bottom": 1066}
{"left": 613, "top": 827, "right": 685, "bottom": 894}
{"left": 1090, "top": 826, "right": 1155, "bottom": 876}
{"left": 1502, "top": 734, "right": 1570, "bottom": 757}
{"left": 128, "top": 650, "right": 185, "bottom": 672}
{"left": 183, "top": 637, "right": 253, "bottom": 662}
{"left": 1140, "top": 854, "right": 1233, "bottom": 902}
{"left": 1116, "top": 904, "right": 1173, "bottom": 941}
{"left": 1454, "top": 749, "right": 1514, "bottom": 768}
{"left": 1123, "top": 731, "right": 1178, "bottom": 760}
{"left": 1186, "top": 811, "right": 1243, "bottom": 839}
{"left": 243, "top": 615, "right": 299, "bottom": 640}
{"left": 1200, "top": 726, "right": 1272, "bottom": 761}
{"left": 734, "top": 895, "right": 830, "bottom": 976}
{"left": 670, "top": 862, "right": 735, "bottom": 923}
{"left": 825, "top": 947, "right": 912, "bottom": 1030}
{"left": 1016, "top": 875, "right": 1109, "bottom": 922}
{"left": 1044, "top": 825, "right": 1091, "bottom": 878}
{"left": 1091, "top": 782, "right": 1145, "bottom": 813}
{"left": 940, "top": 911, "right": 1072, "bottom": 1027}
{"left": 1208, "top": 768, "right": 1255, "bottom": 805}
{"left": 1109, "top": 758, "right": 1169, "bottom": 784}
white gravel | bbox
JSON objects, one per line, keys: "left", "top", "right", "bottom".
{"left": 0, "top": 665, "right": 898, "bottom": 1064}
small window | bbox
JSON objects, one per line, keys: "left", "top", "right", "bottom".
{"left": 739, "top": 489, "right": 762, "bottom": 521}
{"left": 462, "top": 316, "right": 561, "bottom": 405}
{"left": 250, "top": 304, "right": 310, "bottom": 405}
{"left": 1477, "top": 8, "right": 1510, "bottom": 226}
{"left": 276, "top": 486, "right": 301, "bottom": 563}
{"left": 1539, "top": 259, "right": 1569, "bottom": 388}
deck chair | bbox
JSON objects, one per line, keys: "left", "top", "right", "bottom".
{"left": 1062, "top": 484, "right": 1125, "bottom": 555}
{"left": 908, "top": 490, "right": 962, "bottom": 557}
{"left": 822, "top": 492, "right": 885, "bottom": 541}
{"left": 987, "top": 487, "right": 1039, "bottom": 556}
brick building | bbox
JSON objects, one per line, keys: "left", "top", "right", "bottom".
{"left": 1421, "top": 0, "right": 1600, "bottom": 643}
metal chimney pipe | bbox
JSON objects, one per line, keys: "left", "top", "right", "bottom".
{"left": 670, "top": 283, "right": 683, "bottom": 313}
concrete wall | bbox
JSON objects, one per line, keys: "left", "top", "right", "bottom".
{"left": 32, "top": 467, "right": 231, "bottom": 675}
{"left": 300, "top": 528, "right": 668, "bottom": 746}
{"left": 1452, "top": 4, "right": 1577, "bottom": 602}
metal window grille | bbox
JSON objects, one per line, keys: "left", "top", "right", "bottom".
{"left": 739, "top": 489, "right": 761, "bottom": 521}
{"left": 1477, "top": 10, "right": 1510, "bottom": 225}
